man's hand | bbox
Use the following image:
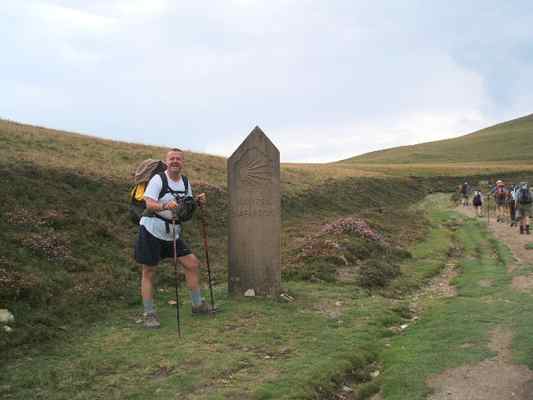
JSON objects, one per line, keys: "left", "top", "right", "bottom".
{"left": 163, "top": 200, "right": 178, "bottom": 210}
{"left": 196, "top": 193, "right": 207, "bottom": 207}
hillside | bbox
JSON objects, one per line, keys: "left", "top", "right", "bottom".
{"left": 343, "top": 113, "right": 533, "bottom": 164}
{"left": 0, "top": 119, "right": 436, "bottom": 354}
{"left": 3, "top": 119, "right": 533, "bottom": 399}
{"left": 1, "top": 118, "right": 531, "bottom": 351}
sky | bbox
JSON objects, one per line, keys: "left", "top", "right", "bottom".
{"left": 1, "top": 0, "right": 532, "bottom": 162}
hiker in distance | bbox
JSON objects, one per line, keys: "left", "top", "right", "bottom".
{"left": 508, "top": 183, "right": 518, "bottom": 227}
{"left": 460, "top": 181, "right": 470, "bottom": 207}
{"left": 134, "top": 148, "right": 211, "bottom": 329}
{"left": 492, "top": 180, "right": 507, "bottom": 223}
{"left": 516, "top": 182, "right": 533, "bottom": 235}
{"left": 472, "top": 190, "right": 483, "bottom": 217}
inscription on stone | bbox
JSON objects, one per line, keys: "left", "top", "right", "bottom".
{"left": 228, "top": 127, "right": 281, "bottom": 296}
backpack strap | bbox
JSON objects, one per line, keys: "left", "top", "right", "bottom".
{"left": 157, "top": 173, "right": 189, "bottom": 199}
{"left": 158, "top": 172, "right": 170, "bottom": 200}
{"left": 154, "top": 173, "right": 190, "bottom": 233}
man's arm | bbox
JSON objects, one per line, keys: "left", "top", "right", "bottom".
{"left": 145, "top": 197, "right": 174, "bottom": 212}
{"left": 143, "top": 174, "right": 178, "bottom": 212}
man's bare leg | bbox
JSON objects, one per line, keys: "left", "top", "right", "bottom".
{"left": 179, "top": 254, "right": 206, "bottom": 309}
{"left": 141, "top": 265, "right": 160, "bottom": 328}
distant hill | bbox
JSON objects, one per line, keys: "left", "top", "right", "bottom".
{"left": 343, "top": 113, "right": 533, "bottom": 164}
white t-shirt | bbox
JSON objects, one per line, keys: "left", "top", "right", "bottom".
{"left": 140, "top": 172, "right": 193, "bottom": 241}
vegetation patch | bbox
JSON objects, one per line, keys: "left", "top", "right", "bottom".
{"left": 284, "top": 215, "right": 412, "bottom": 286}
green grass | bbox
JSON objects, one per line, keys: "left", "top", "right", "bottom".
{"left": 3, "top": 117, "right": 533, "bottom": 398}
{"left": 1, "top": 195, "right": 461, "bottom": 400}
{"left": 377, "top": 211, "right": 533, "bottom": 399}
{"left": 344, "top": 113, "right": 533, "bottom": 164}
{"left": 2, "top": 119, "right": 463, "bottom": 356}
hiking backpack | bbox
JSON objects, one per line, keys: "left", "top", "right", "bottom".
{"left": 518, "top": 185, "right": 532, "bottom": 205}
{"left": 473, "top": 193, "right": 482, "bottom": 206}
{"left": 129, "top": 159, "right": 194, "bottom": 225}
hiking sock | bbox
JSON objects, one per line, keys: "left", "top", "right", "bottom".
{"left": 191, "top": 289, "right": 203, "bottom": 306}
{"left": 143, "top": 298, "right": 155, "bottom": 314}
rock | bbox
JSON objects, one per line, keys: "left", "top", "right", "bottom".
{"left": 168, "top": 300, "right": 177, "bottom": 305}
{"left": 0, "top": 309, "right": 14, "bottom": 324}
{"left": 4, "top": 325, "right": 13, "bottom": 333}
{"left": 371, "top": 370, "right": 380, "bottom": 378}
{"left": 400, "top": 324, "right": 409, "bottom": 330}
{"left": 244, "top": 289, "right": 256, "bottom": 297}
{"left": 342, "top": 385, "right": 353, "bottom": 392}
{"left": 280, "top": 293, "right": 294, "bottom": 302}
{"left": 335, "top": 301, "right": 342, "bottom": 307}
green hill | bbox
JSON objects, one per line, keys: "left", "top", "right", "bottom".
{"left": 0, "top": 119, "right": 435, "bottom": 354}
{"left": 344, "top": 113, "right": 533, "bottom": 164}
{"left": 3, "top": 118, "right": 533, "bottom": 399}
{"left": 1, "top": 118, "right": 531, "bottom": 354}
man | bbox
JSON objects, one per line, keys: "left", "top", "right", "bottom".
{"left": 472, "top": 190, "right": 483, "bottom": 217}
{"left": 508, "top": 184, "right": 518, "bottom": 227}
{"left": 460, "top": 182, "right": 470, "bottom": 207}
{"left": 134, "top": 148, "right": 210, "bottom": 329}
{"left": 516, "top": 182, "right": 532, "bottom": 235}
{"left": 492, "top": 180, "right": 507, "bottom": 223}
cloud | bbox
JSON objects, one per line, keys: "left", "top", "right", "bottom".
{"left": 1, "top": 1, "right": 531, "bottom": 162}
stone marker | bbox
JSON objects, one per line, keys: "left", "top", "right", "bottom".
{"left": 228, "top": 126, "right": 281, "bottom": 296}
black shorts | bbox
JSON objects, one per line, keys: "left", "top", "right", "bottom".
{"left": 134, "top": 225, "right": 192, "bottom": 266}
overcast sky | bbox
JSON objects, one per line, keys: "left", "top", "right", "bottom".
{"left": 1, "top": 1, "right": 532, "bottom": 162}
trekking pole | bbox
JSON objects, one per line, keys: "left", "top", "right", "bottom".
{"left": 198, "top": 201, "right": 215, "bottom": 312}
{"left": 487, "top": 196, "right": 490, "bottom": 225}
{"left": 172, "top": 217, "right": 182, "bottom": 338}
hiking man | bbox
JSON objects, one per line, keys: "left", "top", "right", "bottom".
{"left": 492, "top": 180, "right": 507, "bottom": 223}
{"left": 508, "top": 184, "right": 518, "bottom": 227}
{"left": 516, "top": 182, "right": 532, "bottom": 235}
{"left": 134, "top": 148, "right": 211, "bottom": 328}
{"left": 472, "top": 190, "right": 483, "bottom": 217}
{"left": 460, "top": 182, "right": 470, "bottom": 207}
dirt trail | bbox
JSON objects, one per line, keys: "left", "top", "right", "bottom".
{"left": 423, "top": 206, "right": 533, "bottom": 400}
{"left": 427, "top": 327, "right": 533, "bottom": 400}
{"left": 457, "top": 206, "right": 533, "bottom": 291}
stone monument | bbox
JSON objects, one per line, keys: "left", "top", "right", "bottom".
{"left": 228, "top": 126, "right": 281, "bottom": 296}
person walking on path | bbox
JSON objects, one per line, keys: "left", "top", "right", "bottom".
{"left": 472, "top": 190, "right": 484, "bottom": 217}
{"left": 492, "top": 180, "right": 507, "bottom": 223}
{"left": 461, "top": 182, "right": 470, "bottom": 207}
{"left": 508, "top": 184, "right": 518, "bottom": 227}
{"left": 516, "top": 182, "right": 533, "bottom": 235}
{"left": 134, "top": 148, "right": 211, "bottom": 329}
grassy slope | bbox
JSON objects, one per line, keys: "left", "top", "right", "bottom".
{"left": 0, "top": 120, "right": 439, "bottom": 354}
{"left": 1, "top": 196, "right": 457, "bottom": 400}
{"left": 1, "top": 119, "right": 532, "bottom": 353}
{"left": 2, "top": 118, "right": 533, "bottom": 398}
{"left": 343, "top": 113, "right": 533, "bottom": 164}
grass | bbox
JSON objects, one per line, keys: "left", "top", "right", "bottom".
{"left": 2, "top": 117, "right": 533, "bottom": 398}
{"left": 1, "top": 195, "right": 460, "bottom": 400}
{"left": 1, "top": 119, "right": 464, "bottom": 356}
{"left": 376, "top": 209, "right": 533, "bottom": 399}
{"left": 344, "top": 113, "right": 533, "bottom": 164}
